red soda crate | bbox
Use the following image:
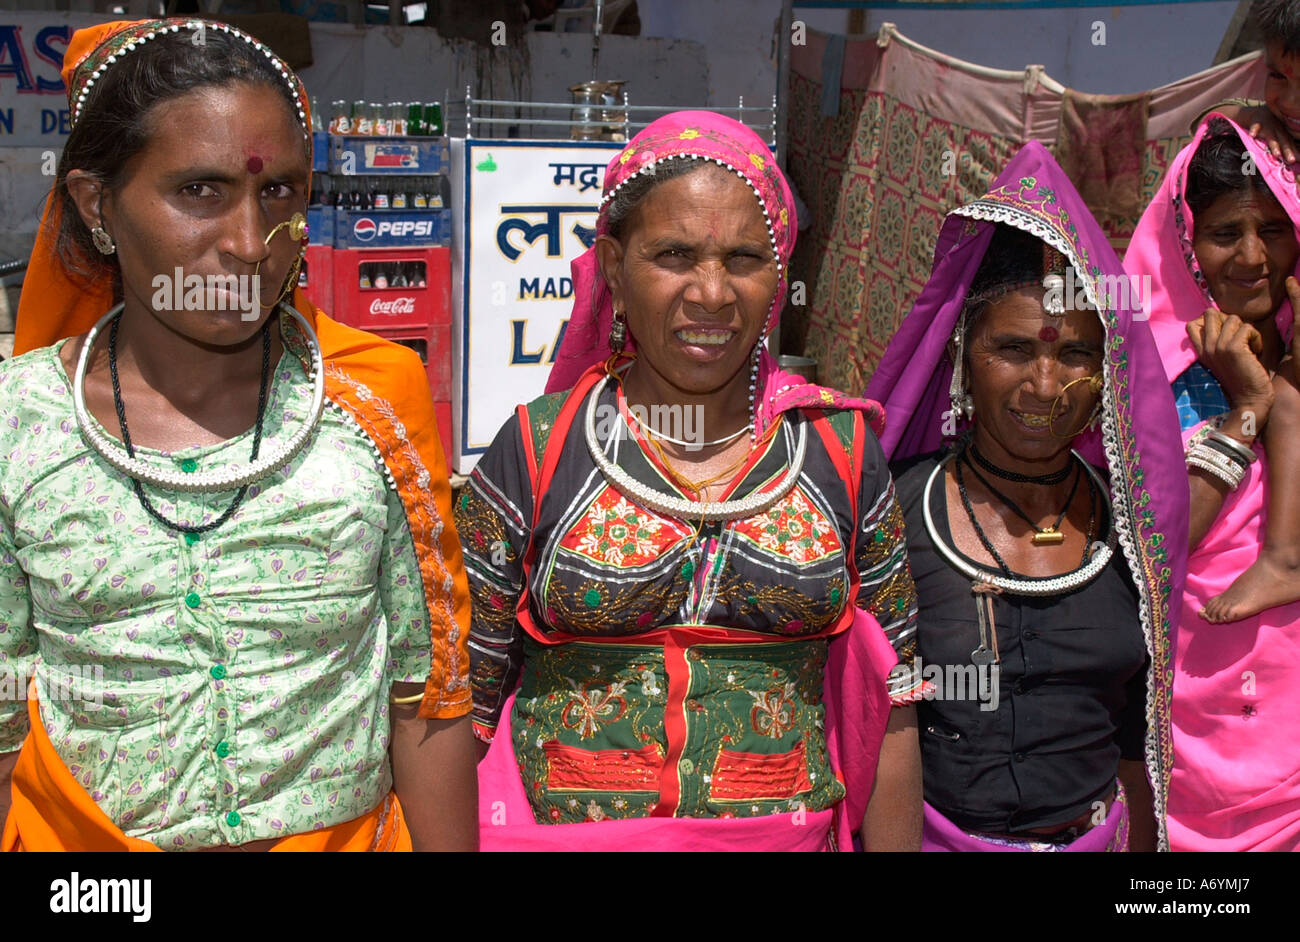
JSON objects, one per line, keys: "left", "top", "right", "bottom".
{"left": 331, "top": 247, "right": 450, "bottom": 331}
{"left": 301, "top": 245, "right": 334, "bottom": 313}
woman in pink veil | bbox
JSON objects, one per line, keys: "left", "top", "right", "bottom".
{"left": 1125, "top": 115, "right": 1300, "bottom": 851}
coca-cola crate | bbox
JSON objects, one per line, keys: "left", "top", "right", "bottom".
{"left": 332, "top": 247, "right": 450, "bottom": 332}
{"left": 301, "top": 245, "right": 334, "bottom": 313}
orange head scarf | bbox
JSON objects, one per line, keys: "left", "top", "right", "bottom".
{"left": 15, "top": 17, "right": 312, "bottom": 355}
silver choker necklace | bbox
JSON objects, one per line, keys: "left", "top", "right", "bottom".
{"left": 583, "top": 374, "right": 805, "bottom": 521}
{"left": 73, "top": 303, "right": 327, "bottom": 494}
{"left": 921, "top": 450, "right": 1116, "bottom": 597}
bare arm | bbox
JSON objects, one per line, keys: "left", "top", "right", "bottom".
{"left": 1185, "top": 310, "right": 1276, "bottom": 548}
{"left": 860, "top": 704, "right": 922, "bottom": 852}
{"left": 1188, "top": 406, "right": 1261, "bottom": 549}
{"left": 1117, "top": 758, "right": 1157, "bottom": 852}
{"left": 389, "top": 682, "right": 479, "bottom": 852}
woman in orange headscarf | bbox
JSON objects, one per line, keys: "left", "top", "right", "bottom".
{"left": 0, "top": 18, "right": 477, "bottom": 851}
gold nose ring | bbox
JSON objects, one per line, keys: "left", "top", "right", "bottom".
{"left": 1048, "top": 372, "right": 1104, "bottom": 439}
{"left": 251, "top": 213, "right": 308, "bottom": 313}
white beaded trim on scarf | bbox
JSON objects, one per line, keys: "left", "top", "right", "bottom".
{"left": 71, "top": 20, "right": 309, "bottom": 139}
{"left": 603, "top": 152, "right": 786, "bottom": 442}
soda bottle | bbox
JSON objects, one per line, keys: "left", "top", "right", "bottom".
{"left": 374, "top": 264, "right": 389, "bottom": 290}
{"left": 371, "top": 102, "right": 389, "bottom": 135}
{"left": 392, "top": 263, "right": 408, "bottom": 289}
{"left": 424, "top": 102, "right": 443, "bottom": 136}
{"left": 392, "top": 179, "right": 408, "bottom": 209}
{"left": 331, "top": 100, "right": 350, "bottom": 134}
{"left": 414, "top": 262, "right": 427, "bottom": 288}
{"left": 407, "top": 102, "right": 423, "bottom": 136}
{"left": 428, "top": 178, "right": 443, "bottom": 209}
{"left": 391, "top": 103, "right": 406, "bottom": 136}
{"left": 310, "top": 96, "right": 323, "bottom": 133}
{"left": 412, "top": 178, "right": 428, "bottom": 209}
{"left": 359, "top": 264, "right": 372, "bottom": 290}
{"left": 353, "top": 100, "right": 372, "bottom": 136}
{"left": 373, "top": 179, "right": 389, "bottom": 210}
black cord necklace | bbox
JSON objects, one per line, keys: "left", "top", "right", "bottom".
{"left": 953, "top": 450, "right": 1100, "bottom": 575}
{"left": 963, "top": 448, "right": 1081, "bottom": 546}
{"left": 969, "top": 440, "right": 1072, "bottom": 485}
{"left": 108, "top": 312, "right": 272, "bottom": 536}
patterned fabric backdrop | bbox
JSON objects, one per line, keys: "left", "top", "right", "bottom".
{"left": 784, "top": 26, "right": 1263, "bottom": 393}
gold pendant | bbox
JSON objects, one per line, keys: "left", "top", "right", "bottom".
{"left": 1032, "top": 528, "right": 1065, "bottom": 546}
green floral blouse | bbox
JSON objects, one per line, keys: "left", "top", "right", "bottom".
{"left": 0, "top": 342, "right": 432, "bottom": 849}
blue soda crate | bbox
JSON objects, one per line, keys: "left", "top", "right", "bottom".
{"left": 306, "top": 206, "right": 334, "bottom": 246}
{"left": 329, "top": 135, "right": 448, "bottom": 175}
{"left": 311, "top": 131, "right": 330, "bottom": 173}
{"left": 333, "top": 208, "right": 448, "bottom": 249}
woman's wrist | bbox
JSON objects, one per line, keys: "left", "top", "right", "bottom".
{"left": 1220, "top": 401, "right": 1270, "bottom": 444}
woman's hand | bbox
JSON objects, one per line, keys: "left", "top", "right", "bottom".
{"left": 1187, "top": 307, "right": 1275, "bottom": 432}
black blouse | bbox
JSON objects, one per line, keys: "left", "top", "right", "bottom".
{"left": 892, "top": 450, "right": 1148, "bottom": 835}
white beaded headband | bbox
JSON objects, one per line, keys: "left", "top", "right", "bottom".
{"left": 601, "top": 153, "right": 785, "bottom": 278}
{"left": 69, "top": 19, "right": 309, "bottom": 139}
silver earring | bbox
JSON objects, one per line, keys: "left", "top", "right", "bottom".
{"left": 948, "top": 324, "right": 974, "bottom": 420}
{"left": 91, "top": 225, "right": 116, "bottom": 256}
{"left": 609, "top": 308, "right": 627, "bottom": 352}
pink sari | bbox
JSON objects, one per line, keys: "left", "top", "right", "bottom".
{"left": 1124, "top": 116, "right": 1300, "bottom": 851}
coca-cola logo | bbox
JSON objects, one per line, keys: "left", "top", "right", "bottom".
{"left": 369, "top": 297, "right": 416, "bottom": 315}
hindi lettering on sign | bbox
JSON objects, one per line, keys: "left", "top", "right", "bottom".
{"left": 548, "top": 162, "right": 605, "bottom": 192}
{"left": 496, "top": 204, "right": 595, "bottom": 260}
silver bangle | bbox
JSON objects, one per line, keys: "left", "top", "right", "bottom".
{"left": 1205, "top": 429, "right": 1258, "bottom": 465}
{"left": 1187, "top": 445, "right": 1244, "bottom": 491}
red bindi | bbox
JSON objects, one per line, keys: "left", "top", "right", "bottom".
{"left": 1038, "top": 325, "right": 1059, "bottom": 342}
{"left": 246, "top": 155, "right": 264, "bottom": 174}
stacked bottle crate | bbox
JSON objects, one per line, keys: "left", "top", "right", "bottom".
{"left": 300, "top": 107, "right": 453, "bottom": 470}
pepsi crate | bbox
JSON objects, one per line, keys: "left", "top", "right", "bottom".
{"left": 305, "top": 205, "right": 335, "bottom": 246}
{"left": 334, "top": 209, "right": 450, "bottom": 249}
{"left": 329, "top": 135, "right": 449, "bottom": 176}
{"left": 311, "top": 131, "right": 330, "bottom": 173}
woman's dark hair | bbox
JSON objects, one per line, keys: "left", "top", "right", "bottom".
{"left": 1254, "top": 0, "right": 1300, "bottom": 56}
{"left": 1185, "top": 118, "right": 1275, "bottom": 218}
{"left": 605, "top": 156, "right": 708, "bottom": 240}
{"left": 959, "top": 223, "right": 1052, "bottom": 346}
{"left": 56, "top": 28, "right": 306, "bottom": 288}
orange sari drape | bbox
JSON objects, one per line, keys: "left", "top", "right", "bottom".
{"left": 2, "top": 691, "right": 411, "bottom": 852}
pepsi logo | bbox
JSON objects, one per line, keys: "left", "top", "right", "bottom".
{"left": 353, "top": 217, "right": 377, "bottom": 242}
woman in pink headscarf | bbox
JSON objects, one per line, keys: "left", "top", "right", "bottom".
{"left": 1125, "top": 115, "right": 1300, "bottom": 851}
{"left": 454, "top": 112, "right": 921, "bottom": 851}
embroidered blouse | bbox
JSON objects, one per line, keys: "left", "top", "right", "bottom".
{"left": 458, "top": 381, "right": 921, "bottom": 741}
{"left": 0, "top": 340, "right": 448, "bottom": 849}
